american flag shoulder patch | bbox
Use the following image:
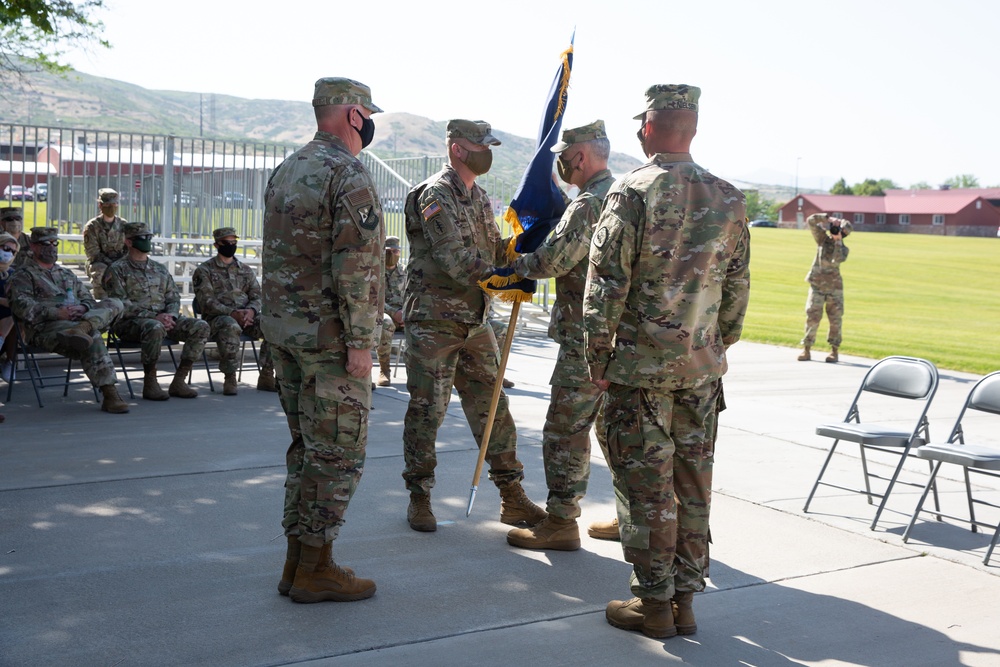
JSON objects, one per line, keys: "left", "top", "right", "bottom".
{"left": 422, "top": 200, "right": 442, "bottom": 221}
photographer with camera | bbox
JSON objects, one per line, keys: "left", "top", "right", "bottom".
{"left": 798, "top": 212, "right": 852, "bottom": 363}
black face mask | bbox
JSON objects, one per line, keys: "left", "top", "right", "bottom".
{"left": 217, "top": 243, "right": 237, "bottom": 258}
{"left": 37, "top": 246, "right": 58, "bottom": 264}
{"left": 353, "top": 110, "right": 375, "bottom": 149}
{"left": 132, "top": 237, "right": 153, "bottom": 253}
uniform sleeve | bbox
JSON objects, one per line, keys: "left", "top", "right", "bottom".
{"left": 807, "top": 213, "right": 828, "bottom": 245}
{"left": 245, "top": 268, "right": 262, "bottom": 315}
{"left": 163, "top": 270, "right": 180, "bottom": 316}
{"left": 105, "top": 264, "right": 158, "bottom": 319}
{"left": 584, "top": 187, "right": 641, "bottom": 381}
{"left": 8, "top": 272, "right": 59, "bottom": 323}
{"left": 419, "top": 185, "right": 496, "bottom": 283}
{"left": 82, "top": 221, "right": 103, "bottom": 264}
{"left": 513, "top": 198, "right": 597, "bottom": 280}
{"left": 74, "top": 274, "right": 97, "bottom": 311}
{"left": 192, "top": 264, "right": 226, "bottom": 318}
{"left": 720, "top": 224, "right": 751, "bottom": 347}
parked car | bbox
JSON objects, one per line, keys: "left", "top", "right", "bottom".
{"left": 3, "top": 185, "right": 33, "bottom": 201}
{"left": 214, "top": 191, "right": 245, "bottom": 208}
{"left": 31, "top": 183, "right": 48, "bottom": 201}
{"left": 749, "top": 219, "right": 777, "bottom": 228}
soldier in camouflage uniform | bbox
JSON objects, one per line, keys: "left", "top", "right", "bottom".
{"left": 82, "top": 188, "right": 128, "bottom": 298}
{"left": 401, "top": 119, "right": 545, "bottom": 533}
{"left": 261, "top": 77, "right": 384, "bottom": 604}
{"left": 1, "top": 207, "right": 31, "bottom": 269}
{"left": 192, "top": 226, "right": 275, "bottom": 396}
{"left": 374, "top": 235, "right": 404, "bottom": 387}
{"left": 504, "top": 120, "right": 615, "bottom": 552}
{"left": 584, "top": 85, "right": 750, "bottom": 639}
{"left": 8, "top": 227, "right": 130, "bottom": 413}
{"left": 105, "top": 222, "right": 210, "bottom": 401}
{"left": 798, "top": 213, "right": 851, "bottom": 363}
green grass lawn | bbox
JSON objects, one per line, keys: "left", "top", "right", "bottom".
{"left": 744, "top": 228, "right": 1000, "bottom": 374}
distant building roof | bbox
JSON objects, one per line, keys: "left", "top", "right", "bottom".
{"left": 795, "top": 191, "right": 994, "bottom": 215}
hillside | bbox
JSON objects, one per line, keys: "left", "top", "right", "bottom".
{"left": 2, "top": 67, "right": 643, "bottom": 186}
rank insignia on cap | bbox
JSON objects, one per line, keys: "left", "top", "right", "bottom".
{"left": 422, "top": 201, "right": 442, "bottom": 221}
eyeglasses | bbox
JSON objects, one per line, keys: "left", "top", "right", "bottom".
{"left": 0, "top": 246, "right": 16, "bottom": 253}
{"left": 133, "top": 235, "right": 153, "bottom": 242}
{"left": 35, "top": 240, "right": 58, "bottom": 247}
{"left": 217, "top": 241, "right": 237, "bottom": 247}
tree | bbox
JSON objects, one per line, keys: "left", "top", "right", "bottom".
{"left": 944, "top": 174, "right": 980, "bottom": 189}
{"left": 0, "top": 0, "right": 107, "bottom": 86}
{"left": 830, "top": 178, "right": 851, "bottom": 195}
{"left": 745, "top": 190, "right": 775, "bottom": 221}
{"left": 852, "top": 178, "right": 897, "bottom": 196}
{"left": 908, "top": 181, "right": 932, "bottom": 190}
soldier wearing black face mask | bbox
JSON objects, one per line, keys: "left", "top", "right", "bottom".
{"left": 192, "top": 226, "right": 275, "bottom": 395}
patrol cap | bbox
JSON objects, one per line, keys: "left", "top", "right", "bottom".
{"left": 0, "top": 232, "right": 18, "bottom": 249}
{"left": 312, "top": 77, "right": 383, "bottom": 113}
{"left": 446, "top": 119, "right": 501, "bottom": 146}
{"left": 98, "top": 188, "right": 119, "bottom": 204}
{"left": 30, "top": 227, "right": 59, "bottom": 243}
{"left": 213, "top": 227, "right": 239, "bottom": 241}
{"left": 385, "top": 235, "right": 400, "bottom": 249}
{"left": 633, "top": 84, "right": 701, "bottom": 119}
{"left": 0, "top": 206, "right": 23, "bottom": 221}
{"left": 123, "top": 221, "right": 152, "bottom": 238}
{"left": 551, "top": 120, "right": 607, "bottom": 153}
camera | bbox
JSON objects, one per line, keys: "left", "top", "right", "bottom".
{"left": 829, "top": 223, "right": 841, "bottom": 236}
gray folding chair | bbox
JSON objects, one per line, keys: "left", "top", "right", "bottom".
{"left": 902, "top": 371, "right": 1000, "bottom": 565}
{"left": 5, "top": 321, "right": 99, "bottom": 407}
{"left": 803, "top": 355, "right": 939, "bottom": 530}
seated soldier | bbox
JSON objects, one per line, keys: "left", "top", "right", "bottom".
{"left": 0, "top": 232, "right": 19, "bottom": 383}
{"left": 105, "top": 222, "right": 210, "bottom": 401}
{"left": 82, "top": 188, "right": 128, "bottom": 298}
{"left": 0, "top": 207, "right": 31, "bottom": 269}
{"left": 192, "top": 226, "right": 275, "bottom": 396}
{"left": 374, "top": 235, "right": 405, "bottom": 387}
{"left": 7, "top": 227, "right": 129, "bottom": 413}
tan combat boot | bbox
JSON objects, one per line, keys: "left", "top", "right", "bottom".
{"left": 56, "top": 321, "right": 95, "bottom": 353}
{"left": 502, "top": 377, "right": 515, "bottom": 389}
{"left": 257, "top": 368, "right": 277, "bottom": 392}
{"left": 377, "top": 353, "right": 391, "bottom": 387}
{"left": 288, "top": 542, "right": 375, "bottom": 603}
{"left": 606, "top": 597, "right": 676, "bottom": 638}
{"left": 506, "top": 515, "right": 580, "bottom": 551}
{"left": 498, "top": 481, "right": 547, "bottom": 527}
{"left": 797, "top": 346, "right": 811, "bottom": 362}
{"left": 672, "top": 591, "right": 697, "bottom": 635}
{"left": 223, "top": 373, "right": 238, "bottom": 396}
{"left": 407, "top": 492, "right": 437, "bottom": 532}
{"left": 588, "top": 517, "right": 621, "bottom": 541}
{"left": 168, "top": 361, "right": 198, "bottom": 398}
{"left": 278, "top": 535, "right": 301, "bottom": 596}
{"left": 142, "top": 364, "right": 169, "bottom": 401}
{"left": 99, "top": 384, "right": 129, "bottom": 414}
{"left": 825, "top": 346, "right": 839, "bottom": 363}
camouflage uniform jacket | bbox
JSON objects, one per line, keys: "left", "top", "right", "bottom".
{"left": 192, "top": 256, "right": 262, "bottom": 319}
{"left": 260, "top": 131, "right": 384, "bottom": 351}
{"left": 12, "top": 233, "right": 31, "bottom": 269}
{"left": 403, "top": 165, "right": 511, "bottom": 324}
{"left": 105, "top": 256, "right": 180, "bottom": 318}
{"left": 512, "top": 169, "right": 614, "bottom": 381}
{"left": 8, "top": 261, "right": 99, "bottom": 340}
{"left": 384, "top": 262, "right": 405, "bottom": 316}
{"left": 584, "top": 152, "right": 751, "bottom": 391}
{"left": 82, "top": 215, "right": 128, "bottom": 267}
{"left": 805, "top": 213, "right": 850, "bottom": 291}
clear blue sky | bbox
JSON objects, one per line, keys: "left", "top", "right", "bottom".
{"left": 64, "top": 0, "right": 1000, "bottom": 190}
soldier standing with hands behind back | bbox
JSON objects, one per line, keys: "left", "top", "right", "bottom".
{"left": 585, "top": 85, "right": 750, "bottom": 639}
{"left": 82, "top": 188, "right": 127, "bottom": 298}
{"left": 797, "top": 212, "right": 851, "bottom": 363}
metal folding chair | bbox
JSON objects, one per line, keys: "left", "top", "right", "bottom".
{"left": 902, "top": 371, "right": 1000, "bottom": 564}
{"left": 192, "top": 299, "right": 260, "bottom": 391}
{"left": 4, "top": 322, "right": 99, "bottom": 407}
{"left": 803, "top": 355, "right": 940, "bottom": 530}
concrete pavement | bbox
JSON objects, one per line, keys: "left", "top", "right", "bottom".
{"left": 1, "top": 325, "right": 999, "bottom": 666}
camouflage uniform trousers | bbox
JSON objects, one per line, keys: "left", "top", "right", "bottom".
{"left": 375, "top": 314, "right": 399, "bottom": 360}
{"left": 205, "top": 315, "right": 273, "bottom": 376}
{"left": 112, "top": 315, "right": 210, "bottom": 366}
{"left": 599, "top": 378, "right": 721, "bottom": 602}
{"left": 402, "top": 319, "right": 523, "bottom": 494}
{"left": 271, "top": 344, "right": 369, "bottom": 547}
{"left": 542, "top": 381, "right": 605, "bottom": 519}
{"left": 802, "top": 287, "right": 845, "bottom": 347}
{"left": 26, "top": 298, "right": 124, "bottom": 387}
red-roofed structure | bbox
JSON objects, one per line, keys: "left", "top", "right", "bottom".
{"left": 777, "top": 190, "right": 1000, "bottom": 237}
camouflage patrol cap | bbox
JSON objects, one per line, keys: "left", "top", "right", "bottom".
{"left": 385, "top": 236, "right": 400, "bottom": 249}
{"left": 633, "top": 84, "right": 701, "bottom": 119}
{"left": 213, "top": 226, "right": 239, "bottom": 241}
{"left": 98, "top": 188, "right": 119, "bottom": 204}
{"left": 123, "top": 222, "right": 152, "bottom": 238}
{"left": 29, "top": 227, "right": 58, "bottom": 243}
{"left": 312, "top": 77, "right": 383, "bottom": 113}
{"left": 551, "top": 120, "right": 608, "bottom": 153}
{"left": 446, "top": 119, "right": 501, "bottom": 146}
{"left": 0, "top": 206, "right": 23, "bottom": 221}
